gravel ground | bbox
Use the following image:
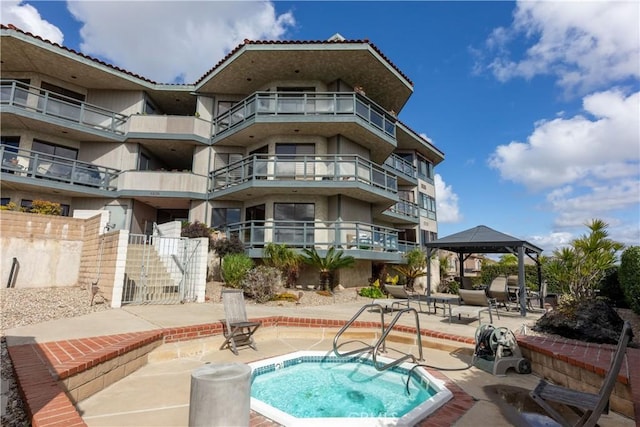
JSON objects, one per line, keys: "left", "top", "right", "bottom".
{"left": 1, "top": 287, "right": 111, "bottom": 427}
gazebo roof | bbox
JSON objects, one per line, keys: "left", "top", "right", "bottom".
{"left": 425, "top": 225, "right": 543, "bottom": 255}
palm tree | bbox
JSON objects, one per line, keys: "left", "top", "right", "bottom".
{"left": 547, "top": 219, "right": 623, "bottom": 301}
{"left": 393, "top": 248, "right": 427, "bottom": 291}
{"left": 263, "top": 243, "right": 301, "bottom": 288}
{"left": 301, "top": 246, "right": 355, "bottom": 291}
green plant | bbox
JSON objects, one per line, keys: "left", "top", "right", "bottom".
{"left": 545, "top": 219, "right": 623, "bottom": 302}
{"left": 221, "top": 253, "right": 254, "bottom": 288}
{"left": 242, "top": 265, "right": 280, "bottom": 303}
{"left": 263, "top": 243, "right": 301, "bottom": 288}
{"left": 0, "top": 201, "right": 24, "bottom": 212}
{"left": 272, "top": 292, "right": 299, "bottom": 302}
{"left": 393, "top": 248, "right": 427, "bottom": 291}
{"left": 30, "top": 200, "right": 62, "bottom": 215}
{"left": 181, "top": 221, "right": 214, "bottom": 250}
{"left": 301, "top": 246, "right": 355, "bottom": 291}
{"left": 619, "top": 246, "right": 640, "bottom": 314}
{"left": 359, "top": 286, "right": 385, "bottom": 299}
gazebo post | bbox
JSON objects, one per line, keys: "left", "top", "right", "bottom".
{"left": 426, "top": 247, "right": 432, "bottom": 297}
{"left": 518, "top": 245, "right": 526, "bottom": 316}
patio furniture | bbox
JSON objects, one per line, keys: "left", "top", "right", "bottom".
{"left": 219, "top": 289, "right": 262, "bottom": 355}
{"left": 449, "top": 289, "right": 499, "bottom": 324}
{"left": 423, "top": 293, "right": 461, "bottom": 316}
{"left": 459, "top": 276, "right": 474, "bottom": 290}
{"left": 373, "top": 284, "right": 423, "bottom": 312}
{"left": 530, "top": 321, "right": 633, "bottom": 427}
{"left": 486, "top": 276, "right": 512, "bottom": 310}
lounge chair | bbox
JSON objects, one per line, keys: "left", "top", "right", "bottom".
{"left": 486, "top": 276, "right": 511, "bottom": 310}
{"left": 449, "top": 289, "right": 499, "bottom": 324}
{"left": 219, "top": 289, "right": 262, "bottom": 355}
{"left": 372, "top": 284, "right": 424, "bottom": 312}
{"left": 530, "top": 321, "right": 633, "bottom": 427}
{"left": 459, "top": 276, "right": 474, "bottom": 290}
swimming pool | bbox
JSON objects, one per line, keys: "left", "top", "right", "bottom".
{"left": 249, "top": 350, "right": 453, "bottom": 427}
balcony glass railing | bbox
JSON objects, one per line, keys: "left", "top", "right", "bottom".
{"left": 225, "top": 220, "right": 418, "bottom": 253}
{"left": 384, "top": 153, "right": 417, "bottom": 180}
{"left": 209, "top": 154, "right": 398, "bottom": 194}
{"left": 212, "top": 92, "right": 396, "bottom": 138}
{"left": 1, "top": 80, "right": 128, "bottom": 135}
{"left": 0, "top": 146, "right": 120, "bottom": 191}
{"left": 384, "top": 199, "right": 420, "bottom": 220}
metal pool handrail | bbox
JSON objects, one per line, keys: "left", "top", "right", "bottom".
{"left": 333, "top": 303, "right": 388, "bottom": 357}
{"left": 372, "top": 307, "right": 424, "bottom": 371}
{"left": 333, "top": 304, "right": 424, "bottom": 372}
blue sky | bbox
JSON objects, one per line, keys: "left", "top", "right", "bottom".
{"left": 2, "top": 1, "right": 639, "bottom": 254}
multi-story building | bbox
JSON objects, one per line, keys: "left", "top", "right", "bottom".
{"left": 1, "top": 26, "right": 444, "bottom": 287}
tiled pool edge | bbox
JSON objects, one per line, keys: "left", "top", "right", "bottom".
{"left": 7, "top": 316, "right": 637, "bottom": 426}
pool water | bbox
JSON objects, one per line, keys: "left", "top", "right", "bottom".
{"left": 250, "top": 351, "right": 453, "bottom": 427}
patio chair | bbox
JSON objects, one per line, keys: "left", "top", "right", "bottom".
{"left": 486, "top": 276, "right": 512, "bottom": 310}
{"left": 219, "top": 289, "right": 262, "bottom": 355}
{"left": 530, "top": 321, "right": 633, "bottom": 427}
{"left": 460, "top": 276, "right": 474, "bottom": 290}
{"left": 372, "top": 284, "right": 423, "bottom": 313}
{"left": 449, "top": 289, "right": 499, "bottom": 324}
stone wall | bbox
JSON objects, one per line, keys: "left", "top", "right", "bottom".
{"left": 0, "top": 211, "right": 87, "bottom": 288}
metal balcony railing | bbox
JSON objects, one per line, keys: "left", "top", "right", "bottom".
{"left": 209, "top": 154, "right": 398, "bottom": 194}
{"left": 0, "top": 146, "right": 121, "bottom": 191}
{"left": 384, "top": 199, "right": 420, "bottom": 220}
{"left": 1, "top": 80, "right": 128, "bottom": 135}
{"left": 384, "top": 153, "right": 417, "bottom": 180}
{"left": 224, "top": 220, "right": 418, "bottom": 253}
{"left": 212, "top": 92, "right": 396, "bottom": 138}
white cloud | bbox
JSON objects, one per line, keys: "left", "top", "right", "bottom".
{"left": 66, "top": 1, "right": 295, "bottom": 83}
{"left": 527, "top": 231, "right": 574, "bottom": 253}
{"left": 489, "top": 89, "right": 639, "bottom": 190}
{"left": 434, "top": 174, "right": 462, "bottom": 223}
{"left": 484, "top": 1, "right": 639, "bottom": 94}
{"left": 0, "top": 0, "right": 63, "bottom": 44}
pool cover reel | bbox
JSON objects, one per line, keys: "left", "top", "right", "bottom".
{"left": 473, "top": 324, "right": 532, "bottom": 376}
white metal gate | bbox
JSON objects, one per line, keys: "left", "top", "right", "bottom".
{"left": 122, "top": 234, "right": 200, "bottom": 305}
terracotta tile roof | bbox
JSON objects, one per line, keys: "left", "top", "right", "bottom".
{"left": 195, "top": 38, "right": 414, "bottom": 87}
{"left": 2, "top": 25, "right": 412, "bottom": 87}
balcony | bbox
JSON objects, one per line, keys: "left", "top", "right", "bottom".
{"left": 126, "top": 114, "right": 212, "bottom": 143}
{"left": 0, "top": 146, "right": 120, "bottom": 191}
{"left": 211, "top": 92, "right": 397, "bottom": 163}
{"left": 209, "top": 154, "right": 398, "bottom": 203}
{"left": 1, "top": 80, "right": 128, "bottom": 137}
{"left": 379, "top": 199, "right": 420, "bottom": 224}
{"left": 384, "top": 153, "right": 417, "bottom": 184}
{"left": 117, "top": 170, "right": 208, "bottom": 198}
{"left": 225, "top": 220, "right": 418, "bottom": 261}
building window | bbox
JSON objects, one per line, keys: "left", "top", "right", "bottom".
{"left": 32, "top": 140, "right": 78, "bottom": 160}
{"left": 40, "top": 82, "right": 85, "bottom": 103}
{"left": 212, "top": 208, "right": 241, "bottom": 230}
{"left": 274, "top": 203, "right": 314, "bottom": 245}
{"left": 275, "top": 144, "right": 314, "bottom": 177}
{"left": 417, "top": 155, "right": 434, "bottom": 182}
{"left": 1, "top": 198, "right": 10, "bottom": 206}
{"left": 418, "top": 192, "right": 437, "bottom": 220}
{"left": 1, "top": 136, "right": 20, "bottom": 171}
{"left": 139, "top": 152, "right": 151, "bottom": 171}
{"left": 420, "top": 229, "right": 438, "bottom": 245}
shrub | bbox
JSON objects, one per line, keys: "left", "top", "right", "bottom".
{"left": 0, "top": 202, "right": 25, "bottom": 212}
{"left": 181, "top": 221, "right": 214, "bottom": 250}
{"left": 619, "top": 246, "right": 640, "bottom": 314}
{"left": 221, "top": 253, "right": 254, "bottom": 288}
{"left": 272, "top": 292, "right": 299, "bottom": 302}
{"left": 242, "top": 266, "right": 280, "bottom": 303}
{"left": 212, "top": 234, "right": 245, "bottom": 259}
{"left": 358, "top": 279, "right": 385, "bottom": 299}
{"left": 597, "top": 267, "right": 628, "bottom": 308}
{"left": 30, "top": 200, "right": 62, "bottom": 215}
